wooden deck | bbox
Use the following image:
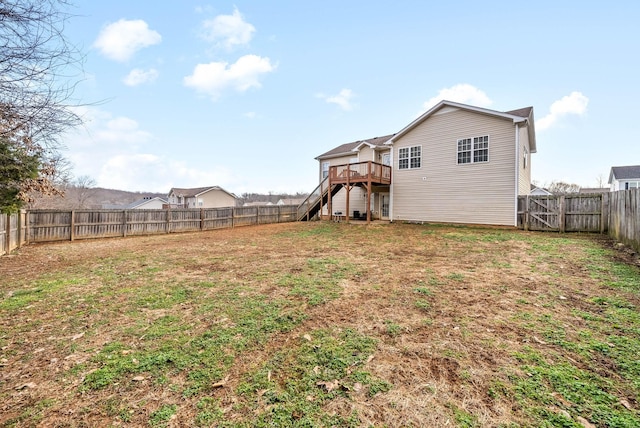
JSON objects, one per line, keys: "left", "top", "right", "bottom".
{"left": 329, "top": 161, "right": 391, "bottom": 186}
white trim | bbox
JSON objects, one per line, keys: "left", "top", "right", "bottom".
{"left": 398, "top": 145, "right": 422, "bottom": 170}
{"left": 456, "top": 135, "right": 489, "bottom": 165}
{"left": 386, "top": 100, "right": 528, "bottom": 145}
{"left": 514, "top": 124, "right": 520, "bottom": 227}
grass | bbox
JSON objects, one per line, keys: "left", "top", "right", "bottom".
{"left": 0, "top": 222, "right": 639, "bottom": 427}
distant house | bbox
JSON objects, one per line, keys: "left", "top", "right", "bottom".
{"left": 103, "top": 196, "right": 167, "bottom": 210}
{"left": 578, "top": 188, "right": 609, "bottom": 195}
{"left": 167, "top": 186, "right": 237, "bottom": 208}
{"left": 309, "top": 100, "right": 536, "bottom": 226}
{"left": 243, "top": 201, "right": 273, "bottom": 207}
{"left": 609, "top": 165, "right": 640, "bottom": 191}
{"left": 531, "top": 186, "right": 552, "bottom": 196}
{"left": 277, "top": 198, "right": 306, "bottom": 206}
{"left": 126, "top": 196, "right": 168, "bottom": 209}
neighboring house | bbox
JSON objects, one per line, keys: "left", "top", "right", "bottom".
{"left": 578, "top": 188, "right": 609, "bottom": 194}
{"left": 126, "top": 196, "right": 168, "bottom": 209}
{"left": 311, "top": 100, "right": 536, "bottom": 226}
{"left": 608, "top": 165, "right": 640, "bottom": 191}
{"left": 531, "top": 186, "right": 552, "bottom": 196}
{"left": 277, "top": 198, "right": 306, "bottom": 206}
{"left": 102, "top": 196, "right": 168, "bottom": 210}
{"left": 167, "top": 186, "right": 237, "bottom": 209}
{"left": 243, "top": 201, "right": 273, "bottom": 207}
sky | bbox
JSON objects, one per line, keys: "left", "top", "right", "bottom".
{"left": 59, "top": 1, "right": 640, "bottom": 195}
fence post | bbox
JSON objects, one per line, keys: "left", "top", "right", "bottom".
{"left": 256, "top": 207, "right": 260, "bottom": 225}
{"left": 558, "top": 196, "right": 566, "bottom": 233}
{"left": 600, "top": 192, "right": 609, "bottom": 234}
{"left": 200, "top": 208, "right": 205, "bottom": 230}
{"left": 166, "top": 208, "right": 171, "bottom": 233}
{"left": 232, "top": 207, "right": 236, "bottom": 228}
{"left": 524, "top": 196, "right": 530, "bottom": 231}
{"left": 122, "top": 210, "right": 128, "bottom": 237}
{"left": 24, "top": 210, "right": 29, "bottom": 246}
{"left": 70, "top": 210, "right": 75, "bottom": 241}
{"left": 4, "top": 213, "right": 10, "bottom": 254}
{"left": 17, "top": 210, "right": 23, "bottom": 250}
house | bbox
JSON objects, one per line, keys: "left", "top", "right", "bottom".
{"left": 126, "top": 196, "right": 168, "bottom": 209}
{"left": 608, "top": 165, "right": 640, "bottom": 191}
{"left": 243, "top": 201, "right": 273, "bottom": 207}
{"left": 531, "top": 186, "right": 552, "bottom": 196}
{"left": 102, "top": 196, "right": 168, "bottom": 209}
{"left": 309, "top": 100, "right": 536, "bottom": 226}
{"left": 578, "top": 188, "right": 609, "bottom": 194}
{"left": 167, "top": 186, "right": 237, "bottom": 209}
{"left": 277, "top": 198, "right": 306, "bottom": 206}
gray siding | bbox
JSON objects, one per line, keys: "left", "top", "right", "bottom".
{"left": 391, "top": 108, "right": 518, "bottom": 226}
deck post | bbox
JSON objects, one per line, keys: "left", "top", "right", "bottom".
{"left": 345, "top": 164, "right": 350, "bottom": 223}
{"left": 366, "top": 162, "right": 372, "bottom": 224}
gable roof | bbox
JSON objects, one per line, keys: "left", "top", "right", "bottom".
{"left": 169, "top": 186, "right": 237, "bottom": 199}
{"left": 386, "top": 100, "right": 537, "bottom": 153}
{"left": 315, "top": 134, "right": 394, "bottom": 160}
{"left": 609, "top": 165, "right": 640, "bottom": 183}
{"left": 126, "top": 197, "right": 168, "bottom": 209}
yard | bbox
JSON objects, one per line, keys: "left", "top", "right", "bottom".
{"left": 1, "top": 221, "right": 639, "bottom": 427}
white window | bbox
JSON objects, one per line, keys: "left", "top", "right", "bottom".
{"left": 626, "top": 181, "right": 640, "bottom": 189}
{"left": 458, "top": 135, "right": 489, "bottom": 164}
{"left": 398, "top": 146, "right": 421, "bottom": 170}
{"left": 523, "top": 146, "right": 529, "bottom": 169}
{"left": 321, "top": 161, "right": 330, "bottom": 179}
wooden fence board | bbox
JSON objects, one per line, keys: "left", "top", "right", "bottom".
{"left": 19, "top": 205, "right": 299, "bottom": 247}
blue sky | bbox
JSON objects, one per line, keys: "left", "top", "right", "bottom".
{"left": 61, "top": 1, "right": 640, "bottom": 194}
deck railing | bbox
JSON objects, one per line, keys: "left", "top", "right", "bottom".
{"left": 329, "top": 161, "right": 391, "bottom": 185}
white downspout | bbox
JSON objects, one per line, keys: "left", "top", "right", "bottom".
{"left": 514, "top": 124, "right": 520, "bottom": 227}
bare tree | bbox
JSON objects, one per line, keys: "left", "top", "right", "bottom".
{"left": 547, "top": 181, "right": 581, "bottom": 195}
{"left": 0, "top": 0, "right": 83, "bottom": 210}
{"left": 70, "top": 174, "right": 96, "bottom": 208}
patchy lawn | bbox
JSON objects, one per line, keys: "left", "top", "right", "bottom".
{"left": 1, "top": 222, "right": 639, "bottom": 427}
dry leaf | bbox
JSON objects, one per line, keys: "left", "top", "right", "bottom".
{"left": 132, "top": 376, "right": 145, "bottom": 381}
{"left": 303, "top": 334, "right": 312, "bottom": 341}
{"left": 71, "top": 332, "right": 84, "bottom": 341}
{"left": 353, "top": 382, "right": 363, "bottom": 392}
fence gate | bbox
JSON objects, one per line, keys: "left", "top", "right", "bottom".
{"left": 522, "top": 196, "right": 562, "bottom": 231}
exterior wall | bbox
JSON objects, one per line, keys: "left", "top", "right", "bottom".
{"left": 134, "top": 199, "right": 165, "bottom": 209}
{"left": 391, "top": 108, "right": 518, "bottom": 226}
{"left": 186, "top": 190, "right": 236, "bottom": 208}
{"left": 517, "top": 124, "right": 532, "bottom": 195}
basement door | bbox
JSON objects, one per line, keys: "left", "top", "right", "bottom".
{"left": 381, "top": 193, "right": 390, "bottom": 219}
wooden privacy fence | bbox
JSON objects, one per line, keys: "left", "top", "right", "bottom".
{"left": 608, "top": 189, "right": 640, "bottom": 252}
{"left": 0, "top": 211, "right": 28, "bottom": 256}
{"left": 0, "top": 205, "right": 297, "bottom": 253}
{"left": 517, "top": 193, "right": 609, "bottom": 233}
{"left": 517, "top": 189, "right": 640, "bottom": 252}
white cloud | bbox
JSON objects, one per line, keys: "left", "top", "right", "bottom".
{"left": 537, "top": 91, "right": 589, "bottom": 131}
{"left": 123, "top": 68, "right": 159, "bottom": 86}
{"left": 64, "top": 107, "right": 237, "bottom": 192}
{"left": 183, "top": 54, "right": 276, "bottom": 99}
{"left": 97, "top": 155, "right": 235, "bottom": 192}
{"left": 93, "top": 19, "right": 162, "bottom": 62}
{"left": 318, "top": 89, "right": 355, "bottom": 111}
{"left": 201, "top": 8, "right": 255, "bottom": 49}
{"left": 421, "top": 84, "right": 492, "bottom": 113}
